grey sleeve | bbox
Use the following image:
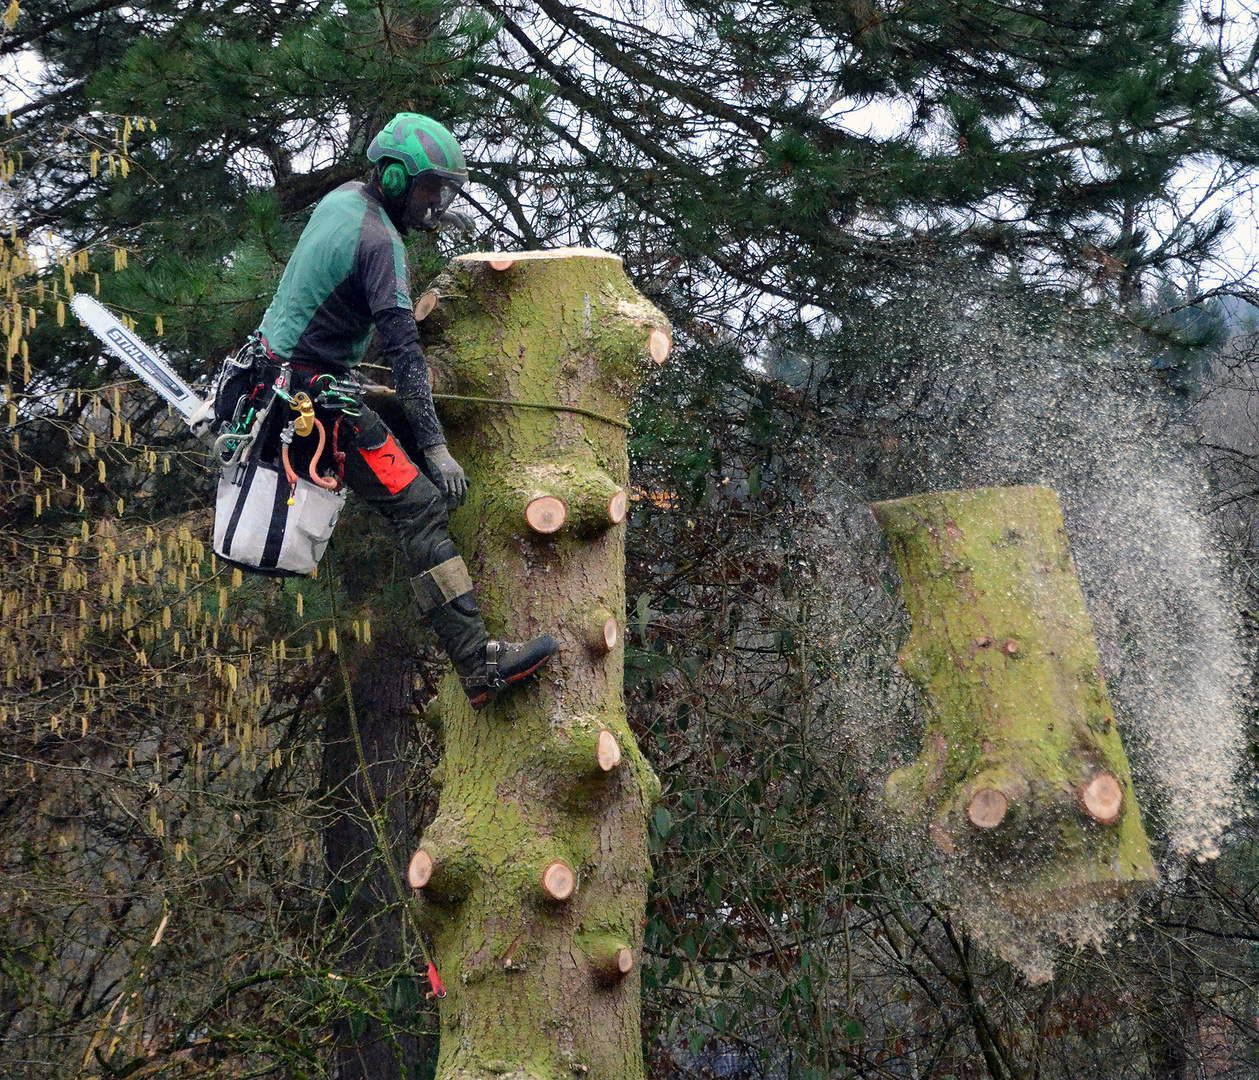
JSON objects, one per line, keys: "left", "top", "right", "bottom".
{"left": 374, "top": 306, "right": 446, "bottom": 450}
{"left": 358, "top": 207, "right": 412, "bottom": 314}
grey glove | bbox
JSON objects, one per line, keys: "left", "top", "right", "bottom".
{"left": 423, "top": 444, "right": 468, "bottom": 507}
{"left": 437, "top": 209, "right": 475, "bottom": 234}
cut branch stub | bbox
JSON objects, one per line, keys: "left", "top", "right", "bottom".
{"left": 407, "top": 847, "right": 433, "bottom": 889}
{"left": 543, "top": 718, "right": 625, "bottom": 785}
{"left": 540, "top": 859, "right": 575, "bottom": 901}
{"left": 584, "top": 606, "right": 619, "bottom": 654}
{"left": 872, "top": 485, "right": 1156, "bottom": 908}
{"left": 966, "top": 788, "right": 1008, "bottom": 830}
{"left": 576, "top": 930, "right": 635, "bottom": 985}
{"left": 518, "top": 463, "right": 625, "bottom": 538}
{"left": 934, "top": 768, "right": 1029, "bottom": 850}
{"left": 407, "top": 840, "right": 477, "bottom": 905}
{"left": 1080, "top": 774, "right": 1123, "bottom": 824}
{"left": 647, "top": 329, "right": 671, "bottom": 364}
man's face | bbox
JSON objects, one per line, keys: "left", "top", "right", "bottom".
{"left": 406, "top": 174, "right": 462, "bottom": 232}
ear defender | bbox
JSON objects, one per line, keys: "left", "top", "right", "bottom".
{"left": 380, "top": 161, "right": 408, "bottom": 198}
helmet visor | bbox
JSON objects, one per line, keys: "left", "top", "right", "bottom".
{"left": 408, "top": 175, "right": 464, "bottom": 231}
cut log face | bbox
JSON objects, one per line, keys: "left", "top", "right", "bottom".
{"left": 582, "top": 607, "right": 619, "bottom": 654}
{"left": 575, "top": 930, "right": 635, "bottom": 985}
{"left": 873, "top": 486, "right": 1156, "bottom": 908}
{"left": 967, "top": 788, "right": 1008, "bottom": 830}
{"left": 600, "top": 616, "right": 618, "bottom": 652}
{"left": 596, "top": 729, "right": 622, "bottom": 771}
{"left": 525, "top": 494, "right": 566, "bottom": 534}
{"left": 648, "top": 328, "right": 671, "bottom": 363}
{"left": 412, "top": 248, "right": 665, "bottom": 1080}
{"left": 407, "top": 848, "right": 433, "bottom": 890}
{"left": 541, "top": 859, "right": 575, "bottom": 900}
{"left": 1080, "top": 774, "right": 1123, "bottom": 824}
{"left": 413, "top": 290, "right": 438, "bottom": 322}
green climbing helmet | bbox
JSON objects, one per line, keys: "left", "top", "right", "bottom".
{"left": 367, "top": 113, "right": 467, "bottom": 199}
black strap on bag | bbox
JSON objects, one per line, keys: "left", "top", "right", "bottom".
{"left": 218, "top": 459, "right": 293, "bottom": 573}
{"left": 220, "top": 459, "right": 257, "bottom": 556}
{"left": 260, "top": 466, "right": 291, "bottom": 570}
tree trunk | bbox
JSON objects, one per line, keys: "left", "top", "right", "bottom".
{"left": 323, "top": 631, "right": 427, "bottom": 1079}
{"left": 871, "top": 485, "right": 1157, "bottom": 907}
{"left": 409, "top": 249, "right": 666, "bottom": 1080}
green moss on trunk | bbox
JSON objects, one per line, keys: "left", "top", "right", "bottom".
{"left": 872, "top": 485, "right": 1156, "bottom": 907}
{"left": 413, "top": 249, "right": 665, "bottom": 1080}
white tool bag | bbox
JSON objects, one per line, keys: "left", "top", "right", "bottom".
{"left": 214, "top": 461, "right": 344, "bottom": 575}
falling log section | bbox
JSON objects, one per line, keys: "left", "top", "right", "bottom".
{"left": 871, "top": 486, "right": 1157, "bottom": 907}
{"left": 408, "top": 249, "right": 664, "bottom": 1080}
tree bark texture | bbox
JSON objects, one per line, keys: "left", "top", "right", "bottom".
{"left": 871, "top": 486, "right": 1157, "bottom": 907}
{"left": 322, "top": 631, "right": 426, "bottom": 1078}
{"left": 411, "top": 249, "right": 665, "bottom": 1080}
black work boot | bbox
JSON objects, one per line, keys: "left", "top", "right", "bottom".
{"left": 457, "top": 635, "right": 559, "bottom": 711}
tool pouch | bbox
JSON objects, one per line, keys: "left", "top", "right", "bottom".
{"left": 213, "top": 335, "right": 273, "bottom": 428}
{"left": 214, "top": 459, "right": 344, "bottom": 576}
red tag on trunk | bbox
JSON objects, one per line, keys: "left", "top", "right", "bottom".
{"left": 426, "top": 961, "right": 447, "bottom": 998}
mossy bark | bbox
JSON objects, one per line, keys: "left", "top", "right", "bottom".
{"left": 412, "top": 249, "right": 665, "bottom": 1080}
{"left": 871, "top": 485, "right": 1157, "bottom": 908}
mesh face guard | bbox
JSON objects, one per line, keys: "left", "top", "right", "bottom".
{"left": 409, "top": 177, "right": 464, "bottom": 232}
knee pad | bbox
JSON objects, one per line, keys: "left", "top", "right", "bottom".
{"left": 421, "top": 542, "right": 482, "bottom": 617}
{"left": 428, "top": 539, "right": 458, "bottom": 566}
{"left": 410, "top": 553, "right": 476, "bottom": 619}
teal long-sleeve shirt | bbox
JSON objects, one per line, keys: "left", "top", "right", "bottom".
{"left": 257, "top": 181, "right": 445, "bottom": 448}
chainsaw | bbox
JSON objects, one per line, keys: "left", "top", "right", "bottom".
{"left": 69, "top": 293, "right": 217, "bottom": 444}
{"left": 70, "top": 293, "right": 343, "bottom": 575}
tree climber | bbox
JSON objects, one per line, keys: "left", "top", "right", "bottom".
{"left": 231, "top": 112, "right": 557, "bottom": 709}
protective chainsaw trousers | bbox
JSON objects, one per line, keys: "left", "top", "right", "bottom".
{"left": 335, "top": 406, "right": 489, "bottom": 670}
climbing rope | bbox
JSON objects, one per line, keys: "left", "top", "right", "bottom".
{"left": 432, "top": 393, "right": 631, "bottom": 432}
{"left": 322, "top": 553, "right": 446, "bottom": 999}
{"left": 359, "top": 379, "right": 631, "bottom": 432}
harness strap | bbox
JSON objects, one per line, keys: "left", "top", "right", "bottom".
{"left": 484, "top": 640, "right": 502, "bottom": 688}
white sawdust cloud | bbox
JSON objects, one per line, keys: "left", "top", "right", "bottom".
{"left": 795, "top": 277, "right": 1250, "bottom": 973}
